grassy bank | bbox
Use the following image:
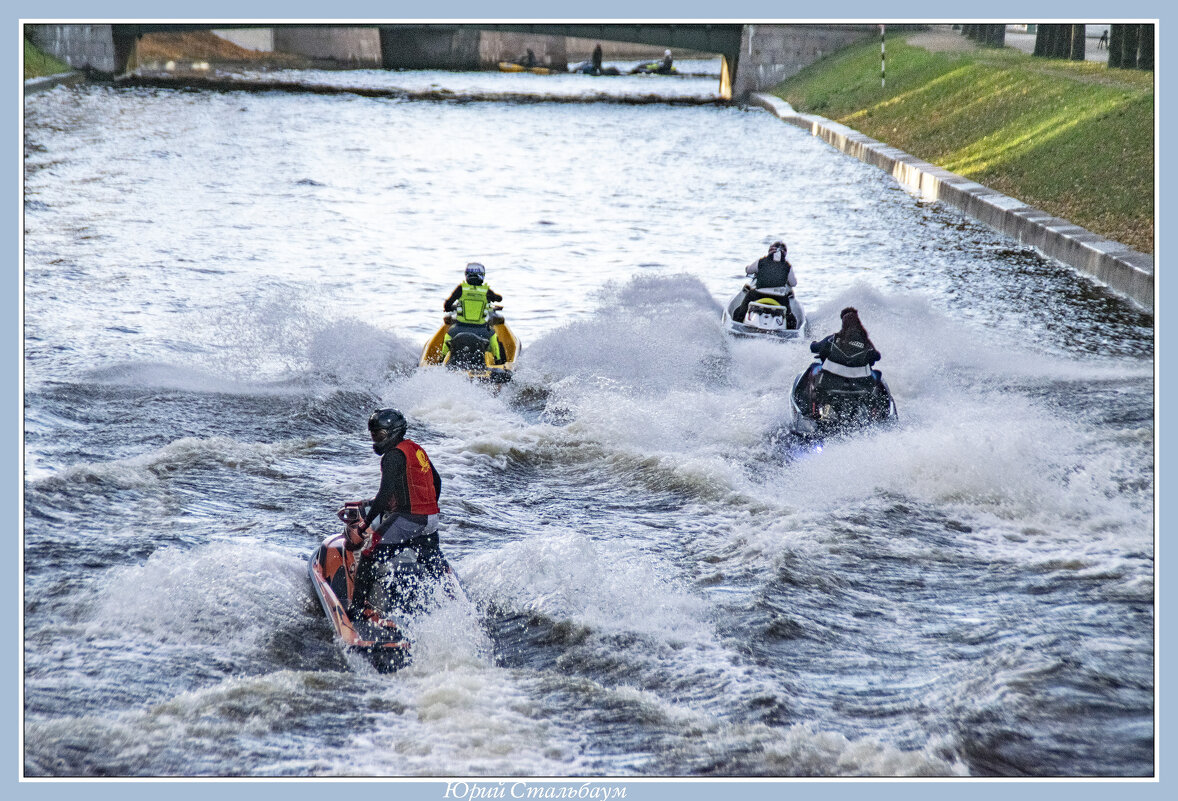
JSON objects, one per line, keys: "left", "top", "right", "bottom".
{"left": 24, "top": 39, "right": 71, "bottom": 80}
{"left": 773, "top": 37, "right": 1154, "bottom": 254}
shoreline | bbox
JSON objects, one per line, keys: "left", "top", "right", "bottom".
{"left": 750, "top": 93, "right": 1153, "bottom": 312}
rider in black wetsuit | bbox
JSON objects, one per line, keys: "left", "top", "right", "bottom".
{"left": 348, "top": 409, "right": 446, "bottom": 621}
{"left": 807, "top": 307, "right": 883, "bottom": 417}
{"left": 734, "top": 241, "right": 797, "bottom": 323}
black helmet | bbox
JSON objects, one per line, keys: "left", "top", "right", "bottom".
{"left": 368, "top": 408, "right": 407, "bottom": 453}
{"left": 464, "top": 262, "right": 485, "bottom": 286}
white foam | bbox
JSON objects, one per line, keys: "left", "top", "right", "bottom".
{"left": 27, "top": 435, "right": 320, "bottom": 490}
{"left": 91, "top": 541, "right": 308, "bottom": 646}
{"left": 460, "top": 531, "right": 707, "bottom": 639}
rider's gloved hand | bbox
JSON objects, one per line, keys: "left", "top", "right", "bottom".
{"left": 345, "top": 522, "right": 370, "bottom": 550}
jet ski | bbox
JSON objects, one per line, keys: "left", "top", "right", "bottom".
{"left": 420, "top": 303, "right": 520, "bottom": 383}
{"left": 629, "top": 61, "right": 677, "bottom": 75}
{"left": 570, "top": 61, "right": 621, "bottom": 75}
{"left": 721, "top": 284, "right": 807, "bottom": 340}
{"left": 787, "top": 360, "right": 898, "bottom": 442}
{"left": 308, "top": 501, "right": 463, "bottom": 673}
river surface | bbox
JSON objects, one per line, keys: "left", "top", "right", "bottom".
{"left": 21, "top": 64, "right": 1155, "bottom": 778}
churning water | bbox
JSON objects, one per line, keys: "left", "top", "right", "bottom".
{"left": 22, "top": 64, "right": 1154, "bottom": 778}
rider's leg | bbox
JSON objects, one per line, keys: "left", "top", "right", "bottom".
{"left": 488, "top": 331, "right": 504, "bottom": 364}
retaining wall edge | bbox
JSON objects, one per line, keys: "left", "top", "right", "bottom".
{"left": 750, "top": 93, "right": 1154, "bottom": 313}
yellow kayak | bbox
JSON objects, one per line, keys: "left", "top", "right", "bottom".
{"left": 419, "top": 307, "right": 520, "bottom": 383}
{"left": 498, "top": 61, "right": 562, "bottom": 75}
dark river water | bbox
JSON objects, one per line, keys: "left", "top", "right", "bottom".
{"left": 21, "top": 63, "right": 1155, "bottom": 778}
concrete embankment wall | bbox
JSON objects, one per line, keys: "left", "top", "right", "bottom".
{"left": 24, "top": 72, "right": 86, "bottom": 95}
{"left": 733, "top": 25, "right": 877, "bottom": 98}
{"left": 564, "top": 36, "right": 707, "bottom": 60}
{"left": 478, "top": 32, "right": 568, "bottom": 70}
{"left": 272, "top": 28, "right": 381, "bottom": 66}
{"left": 211, "top": 28, "right": 274, "bottom": 52}
{"left": 26, "top": 24, "right": 121, "bottom": 73}
{"left": 750, "top": 94, "right": 1154, "bottom": 312}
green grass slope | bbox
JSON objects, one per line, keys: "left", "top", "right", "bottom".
{"left": 24, "top": 39, "right": 72, "bottom": 80}
{"left": 774, "top": 38, "right": 1154, "bottom": 254}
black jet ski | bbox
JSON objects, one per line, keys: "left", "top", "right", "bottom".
{"left": 721, "top": 283, "right": 807, "bottom": 340}
{"left": 787, "top": 360, "right": 898, "bottom": 441}
{"left": 629, "top": 61, "right": 677, "bottom": 74}
{"left": 570, "top": 60, "right": 621, "bottom": 75}
{"left": 308, "top": 501, "right": 464, "bottom": 673}
{"left": 420, "top": 303, "right": 520, "bottom": 383}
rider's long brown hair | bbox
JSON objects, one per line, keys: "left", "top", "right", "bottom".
{"left": 838, "top": 307, "right": 874, "bottom": 349}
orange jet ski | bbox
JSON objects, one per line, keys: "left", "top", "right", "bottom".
{"left": 308, "top": 501, "right": 462, "bottom": 673}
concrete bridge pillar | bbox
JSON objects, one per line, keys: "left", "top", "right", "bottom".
{"left": 731, "top": 24, "right": 876, "bottom": 101}
{"left": 379, "top": 26, "right": 482, "bottom": 70}
{"left": 25, "top": 24, "right": 133, "bottom": 75}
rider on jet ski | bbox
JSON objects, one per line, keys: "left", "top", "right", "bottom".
{"left": 808, "top": 306, "right": 882, "bottom": 405}
{"left": 733, "top": 241, "right": 797, "bottom": 323}
{"left": 441, "top": 263, "right": 505, "bottom": 367}
{"left": 347, "top": 408, "right": 447, "bottom": 623}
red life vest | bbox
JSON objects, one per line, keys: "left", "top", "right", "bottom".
{"left": 394, "top": 439, "right": 440, "bottom": 515}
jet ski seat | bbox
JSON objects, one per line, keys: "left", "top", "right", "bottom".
{"left": 447, "top": 323, "right": 494, "bottom": 369}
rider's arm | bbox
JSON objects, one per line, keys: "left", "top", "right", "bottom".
{"left": 744, "top": 260, "right": 759, "bottom": 276}
{"left": 786, "top": 261, "right": 797, "bottom": 287}
{"left": 444, "top": 285, "right": 463, "bottom": 311}
{"left": 363, "top": 448, "right": 408, "bottom": 528}
{"left": 486, "top": 287, "right": 503, "bottom": 303}
{"left": 810, "top": 336, "right": 832, "bottom": 358}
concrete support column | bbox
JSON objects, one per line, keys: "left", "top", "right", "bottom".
{"left": 731, "top": 24, "right": 875, "bottom": 101}
{"left": 380, "top": 26, "right": 480, "bottom": 70}
{"left": 26, "top": 23, "right": 131, "bottom": 75}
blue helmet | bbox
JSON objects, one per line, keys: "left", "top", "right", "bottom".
{"left": 464, "top": 262, "right": 486, "bottom": 286}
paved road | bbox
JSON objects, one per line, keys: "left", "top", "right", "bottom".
{"left": 1004, "top": 31, "right": 1109, "bottom": 63}
{"left": 907, "top": 25, "right": 1109, "bottom": 64}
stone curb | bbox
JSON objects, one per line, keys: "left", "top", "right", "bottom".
{"left": 24, "top": 72, "right": 86, "bottom": 95}
{"left": 750, "top": 93, "right": 1154, "bottom": 313}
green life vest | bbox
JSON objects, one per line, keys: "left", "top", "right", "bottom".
{"left": 456, "top": 282, "right": 490, "bottom": 324}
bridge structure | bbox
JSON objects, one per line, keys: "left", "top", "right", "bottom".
{"left": 28, "top": 22, "right": 877, "bottom": 101}
{"left": 442, "top": 23, "right": 744, "bottom": 97}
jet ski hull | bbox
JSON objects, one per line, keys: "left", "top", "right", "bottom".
{"left": 787, "top": 362, "right": 898, "bottom": 441}
{"left": 721, "top": 285, "right": 806, "bottom": 340}
{"left": 420, "top": 314, "right": 520, "bottom": 383}
{"left": 309, "top": 533, "right": 411, "bottom": 673}
{"left": 309, "top": 508, "right": 465, "bottom": 673}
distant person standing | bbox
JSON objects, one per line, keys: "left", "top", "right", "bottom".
{"left": 592, "top": 43, "right": 603, "bottom": 73}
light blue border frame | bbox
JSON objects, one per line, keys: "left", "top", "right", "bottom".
{"left": 11, "top": 1, "right": 1168, "bottom": 799}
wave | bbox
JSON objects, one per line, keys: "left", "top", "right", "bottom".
{"left": 26, "top": 435, "right": 322, "bottom": 491}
